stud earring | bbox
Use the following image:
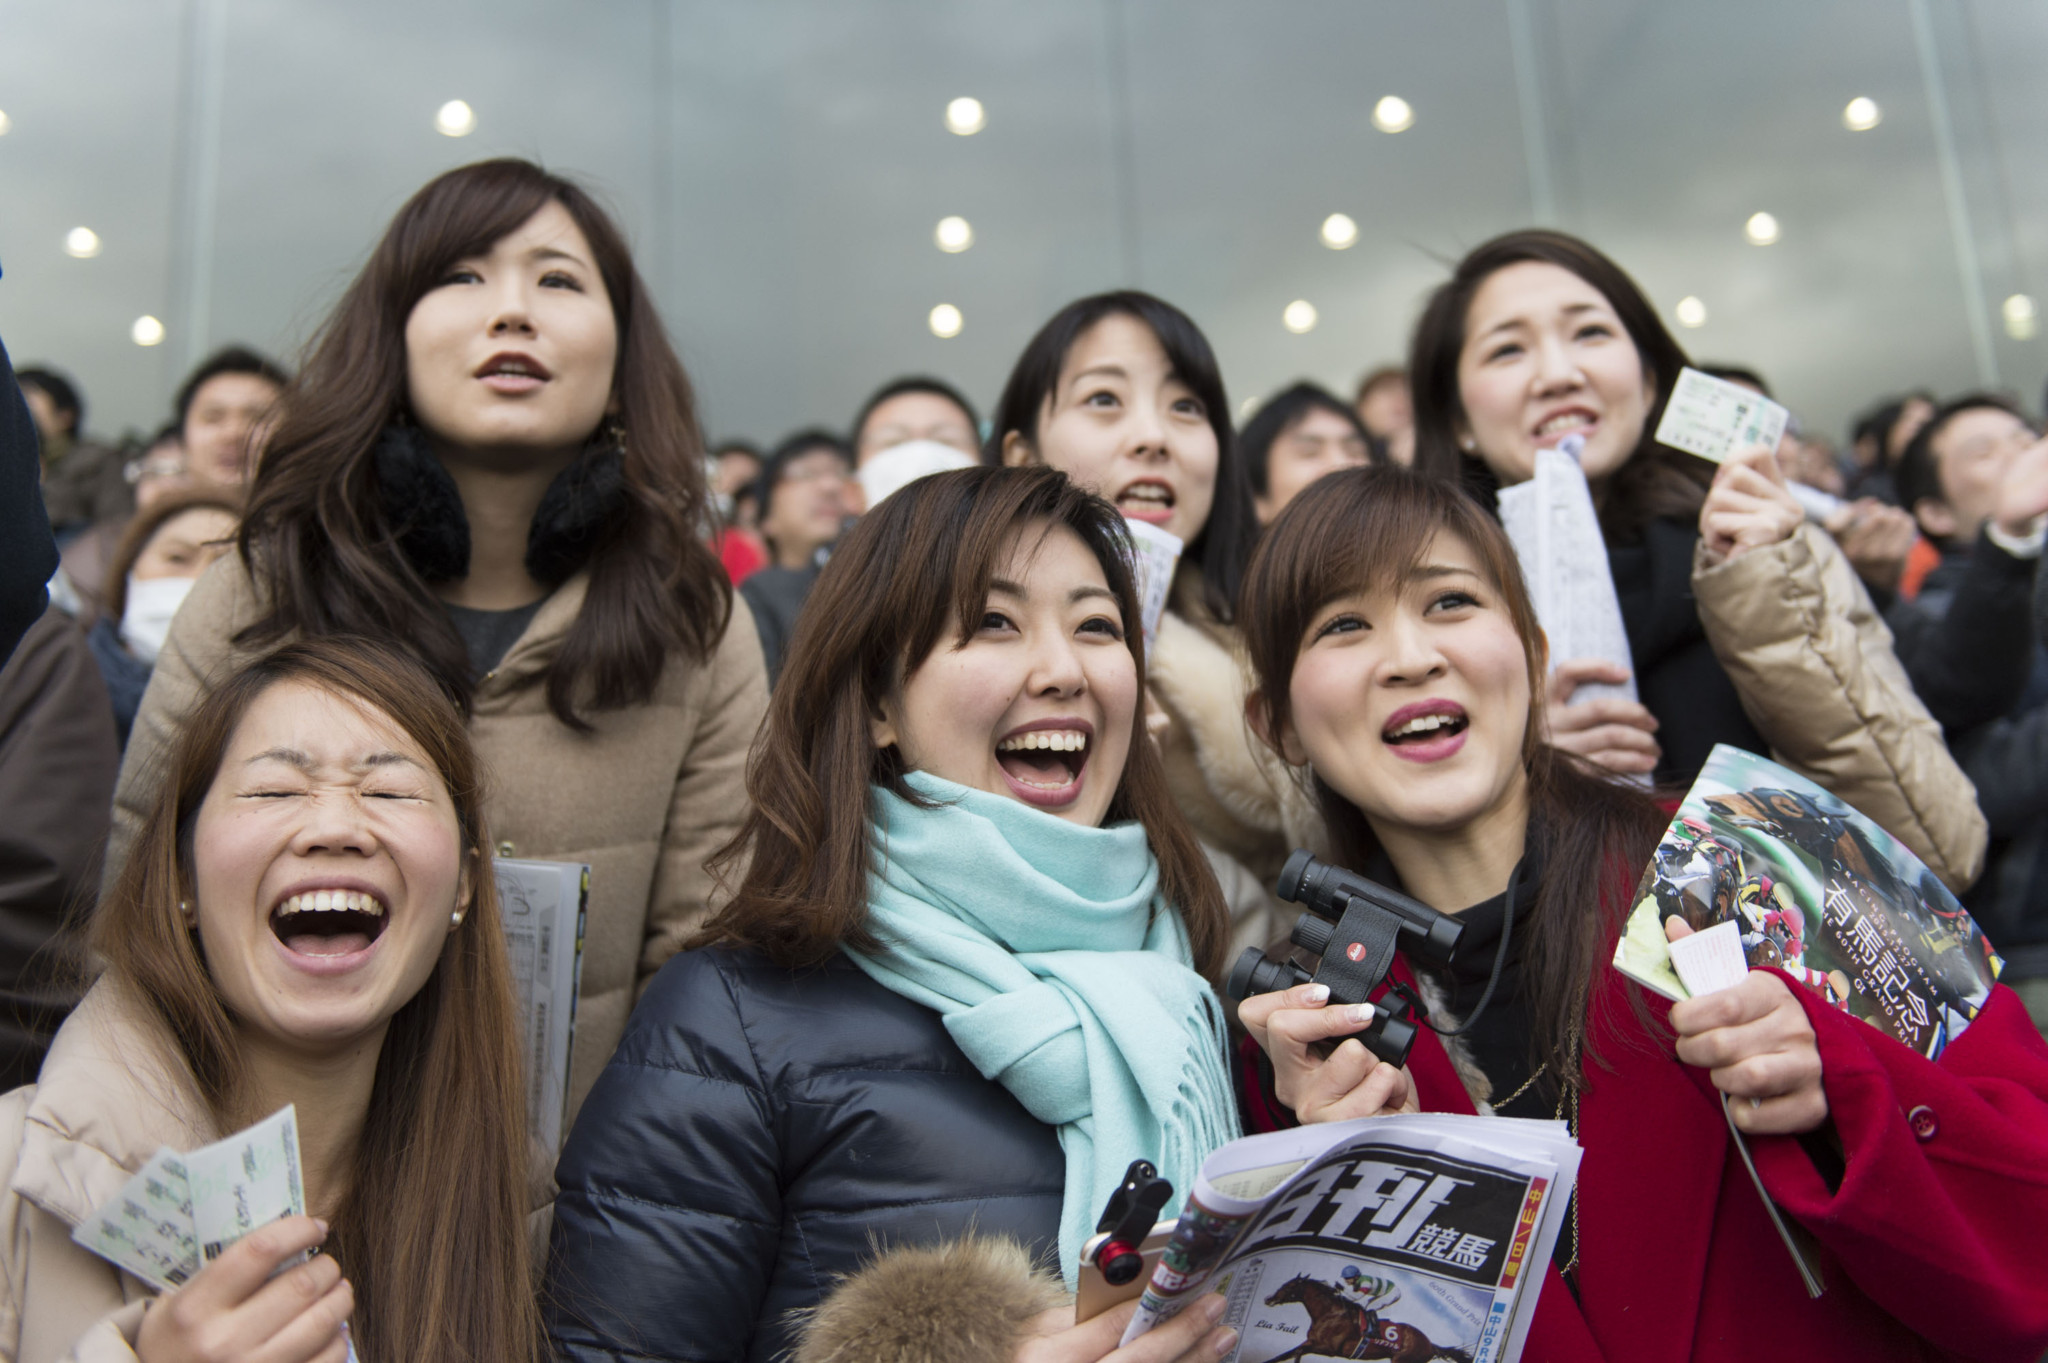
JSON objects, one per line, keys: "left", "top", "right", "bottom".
{"left": 178, "top": 900, "right": 195, "bottom": 927}
{"left": 451, "top": 911, "right": 466, "bottom": 927}
{"left": 1459, "top": 435, "right": 1477, "bottom": 452}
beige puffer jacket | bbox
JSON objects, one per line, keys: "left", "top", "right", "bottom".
{"left": 106, "top": 555, "right": 770, "bottom": 1118}
{"left": 0, "top": 985, "right": 210, "bottom": 1363}
{"left": 1692, "top": 522, "right": 1986, "bottom": 892}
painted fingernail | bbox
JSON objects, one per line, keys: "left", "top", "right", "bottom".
{"left": 1303, "top": 983, "right": 1330, "bottom": 1004}
{"left": 1349, "top": 1003, "right": 1376, "bottom": 1026}
{"left": 1213, "top": 1326, "right": 1240, "bottom": 1356}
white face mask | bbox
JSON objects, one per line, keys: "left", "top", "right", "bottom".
{"left": 119, "top": 575, "right": 198, "bottom": 663}
{"left": 855, "top": 439, "right": 978, "bottom": 511}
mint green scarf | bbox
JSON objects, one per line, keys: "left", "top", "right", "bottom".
{"left": 848, "top": 772, "right": 1240, "bottom": 1286}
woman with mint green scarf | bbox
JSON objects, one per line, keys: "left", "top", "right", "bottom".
{"left": 546, "top": 467, "right": 1244, "bottom": 1363}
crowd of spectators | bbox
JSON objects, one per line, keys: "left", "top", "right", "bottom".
{"left": 2, "top": 155, "right": 2046, "bottom": 1363}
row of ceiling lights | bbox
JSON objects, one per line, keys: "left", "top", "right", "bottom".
{"left": 11, "top": 95, "right": 2035, "bottom": 346}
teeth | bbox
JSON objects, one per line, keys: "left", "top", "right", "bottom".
{"left": 996, "top": 730, "right": 1088, "bottom": 753}
{"left": 1536, "top": 413, "right": 1593, "bottom": 437}
{"left": 1389, "top": 714, "right": 1456, "bottom": 739}
{"left": 277, "top": 890, "right": 384, "bottom": 917}
{"left": 1120, "top": 485, "right": 1172, "bottom": 503}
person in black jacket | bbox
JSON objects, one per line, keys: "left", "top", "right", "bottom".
{"left": 547, "top": 467, "right": 1241, "bottom": 1363}
{"left": 1, "top": 335, "right": 58, "bottom": 666}
{"left": 1886, "top": 395, "right": 2048, "bottom": 1027}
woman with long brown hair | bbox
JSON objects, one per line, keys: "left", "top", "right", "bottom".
{"left": 106, "top": 158, "right": 767, "bottom": 1118}
{"left": 1409, "top": 229, "right": 1982, "bottom": 891}
{"left": 1234, "top": 466, "right": 2048, "bottom": 1361}
{"left": 547, "top": 466, "right": 1240, "bottom": 1363}
{"left": 0, "top": 637, "right": 539, "bottom": 1363}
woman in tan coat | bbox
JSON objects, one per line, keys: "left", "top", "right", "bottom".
{"left": 108, "top": 159, "right": 767, "bottom": 1116}
{"left": 2, "top": 638, "right": 539, "bottom": 1363}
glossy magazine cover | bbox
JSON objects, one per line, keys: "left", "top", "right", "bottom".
{"left": 1613, "top": 744, "right": 2002, "bottom": 1059}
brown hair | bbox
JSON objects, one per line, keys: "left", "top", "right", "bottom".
{"left": 92, "top": 637, "right": 539, "bottom": 1363}
{"left": 101, "top": 483, "right": 245, "bottom": 625}
{"left": 1408, "top": 228, "right": 1711, "bottom": 540}
{"left": 236, "top": 157, "right": 728, "bottom": 728}
{"left": 696, "top": 465, "right": 1229, "bottom": 979}
{"left": 1240, "top": 467, "right": 1668, "bottom": 1081}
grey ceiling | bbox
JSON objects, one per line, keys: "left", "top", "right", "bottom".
{"left": 2, "top": 0, "right": 2043, "bottom": 447}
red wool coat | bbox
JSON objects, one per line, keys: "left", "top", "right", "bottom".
{"left": 1385, "top": 955, "right": 2048, "bottom": 1363}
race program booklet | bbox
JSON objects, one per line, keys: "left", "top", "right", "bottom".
{"left": 1612, "top": 745, "right": 2002, "bottom": 1059}
{"left": 1120, "top": 1114, "right": 1580, "bottom": 1363}
{"left": 495, "top": 857, "right": 589, "bottom": 1151}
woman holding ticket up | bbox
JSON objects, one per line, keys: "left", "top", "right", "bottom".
{"left": 0, "top": 638, "right": 541, "bottom": 1363}
{"left": 1407, "top": 229, "right": 1985, "bottom": 894}
{"left": 1232, "top": 466, "right": 2048, "bottom": 1362}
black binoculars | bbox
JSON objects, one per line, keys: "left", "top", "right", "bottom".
{"left": 1225, "top": 849, "right": 1463, "bottom": 1068}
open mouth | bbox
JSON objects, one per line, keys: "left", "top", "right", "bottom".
{"left": 995, "top": 724, "right": 1092, "bottom": 807}
{"left": 476, "top": 351, "right": 552, "bottom": 395}
{"left": 1115, "top": 480, "right": 1176, "bottom": 525}
{"left": 269, "top": 889, "right": 389, "bottom": 959}
{"left": 1382, "top": 703, "right": 1469, "bottom": 762}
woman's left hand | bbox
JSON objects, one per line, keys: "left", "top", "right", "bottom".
{"left": 1699, "top": 445, "right": 1804, "bottom": 567}
{"left": 1238, "top": 983, "right": 1421, "bottom": 1123}
{"left": 1665, "top": 919, "right": 1829, "bottom": 1134}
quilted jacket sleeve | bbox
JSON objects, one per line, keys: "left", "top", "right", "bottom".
{"left": 546, "top": 950, "right": 784, "bottom": 1362}
{"left": 1690, "top": 522, "right": 1986, "bottom": 892}
{"left": 1750, "top": 983, "right": 2048, "bottom": 1363}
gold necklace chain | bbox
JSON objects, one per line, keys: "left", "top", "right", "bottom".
{"left": 1493, "top": 1062, "right": 1547, "bottom": 1110}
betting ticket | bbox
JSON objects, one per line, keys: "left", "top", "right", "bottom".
{"left": 1123, "top": 518, "right": 1183, "bottom": 657}
{"left": 1654, "top": 367, "right": 1790, "bottom": 464}
{"left": 70, "top": 1148, "right": 200, "bottom": 1291}
{"left": 1666, "top": 918, "right": 1750, "bottom": 996}
{"left": 72, "top": 1105, "right": 306, "bottom": 1285}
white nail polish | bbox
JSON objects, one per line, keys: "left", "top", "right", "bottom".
{"left": 1304, "top": 984, "right": 1330, "bottom": 1004}
{"left": 1350, "top": 1003, "right": 1376, "bottom": 1025}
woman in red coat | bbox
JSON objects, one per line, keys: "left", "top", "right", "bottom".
{"left": 1232, "top": 465, "right": 2048, "bottom": 1363}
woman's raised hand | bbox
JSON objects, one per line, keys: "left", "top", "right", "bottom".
{"left": 136, "top": 1215, "right": 352, "bottom": 1363}
{"left": 1543, "top": 659, "right": 1661, "bottom": 776}
{"left": 1019, "top": 1294, "right": 1235, "bottom": 1362}
{"left": 1663, "top": 919, "right": 1829, "bottom": 1135}
{"left": 1699, "top": 444, "right": 1804, "bottom": 568}
{"left": 1238, "top": 982, "right": 1420, "bottom": 1124}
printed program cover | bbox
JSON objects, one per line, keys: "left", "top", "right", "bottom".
{"left": 1613, "top": 744, "right": 2002, "bottom": 1058}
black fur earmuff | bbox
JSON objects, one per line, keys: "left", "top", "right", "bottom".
{"left": 373, "top": 424, "right": 627, "bottom": 587}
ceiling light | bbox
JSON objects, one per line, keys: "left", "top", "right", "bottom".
{"left": 0, "top": 109, "right": 11, "bottom": 137}
{"left": 131, "top": 315, "right": 166, "bottom": 347}
{"left": 934, "top": 216, "right": 973, "bottom": 253}
{"left": 1744, "top": 211, "right": 1780, "bottom": 246}
{"left": 1674, "top": 296, "right": 1708, "bottom": 329}
{"left": 64, "top": 227, "right": 101, "bottom": 259}
{"left": 1282, "top": 300, "right": 1318, "bottom": 334}
{"left": 945, "top": 97, "right": 985, "bottom": 136}
{"left": 1842, "top": 97, "right": 1881, "bottom": 132}
{"left": 2005, "top": 294, "right": 2038, "bottom": 340}
{"left": 435, "top": 100, "right": 476, "bottom": 137}
{"left": 1320, "top": 213, "right": 1359, "bottom": 250}
{"left": 929, "top": 303, "right": 964, "bottom": 338}
{"left": 1371, "top": 96, "right": 1414, "bottom": 134}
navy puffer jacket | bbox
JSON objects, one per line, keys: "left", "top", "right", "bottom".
{"left": 545, "top": 945, "right": 1066, "bottom": 1362}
